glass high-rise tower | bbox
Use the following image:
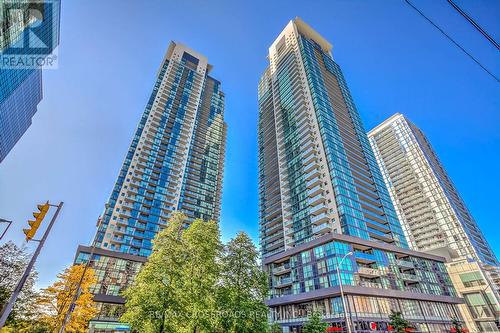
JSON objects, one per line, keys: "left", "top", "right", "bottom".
{"left": 93, "top": 42, "right": 226, "bottom": 256}
{"left": 368, "top": 113, "right": 499, "bottom": 332}
{"left": 259, "top": 18, "right": 463, "bottom": 332}
{"left": 74, "top": 42, "right": 227, "bottom": 331}
{"left": 0, "top": 0, "right": 60, "bottom": 162}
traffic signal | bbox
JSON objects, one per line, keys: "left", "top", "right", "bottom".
{"left": 23, "top": 202, "right": 50, "bottom": 241}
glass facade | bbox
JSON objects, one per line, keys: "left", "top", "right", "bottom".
{"left": 368, "top": 114, "right": 500, "bottom": 331}
{"left": 258, "top": 19, "right": 407, "bottom": 260}
{"left": 0, "top": 69, "right": 41, "bottom": 161}
{"left": 74, "top": 246, "right": 145, "bottom": 333}
{"left": 259, "top": 18, "right": 463, "bottom": 331}
{"left": 75, "top": 247, "right": 144, "bottom": 299}
{"left": 265, "top": 234, "right": 464, "bottom": 331}
{"left": 73, "top": 42, "right": 226, "bottom": 332}
{"left": 447, "top": 259, "right": 500, "bottom": 331}
{"left": 272, "top": 296, "right": 459, "bottom": 333}
{"left": 0, "top": 0, "right": 60, "bottom": 162}
{"left": 368, "top": 114, "right": 497, "bottom": 266}
{"left": 94, "top": 42, "right": 226, "bottom": 257}
{"left": 268, "top": 239, "right": 456, "bottom": 300}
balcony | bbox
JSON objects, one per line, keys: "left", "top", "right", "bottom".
{"left": 396, "top": 259, "right": 415, "bottom": 270}
{"left": 304, "top": 167, "right": 320, "bottom": 180}
{"left": 357, "top": 267, "right": 380, "bottom": 278}
{"left": 358, "top": 281, "right": 383, "bottom": 289}
{"left": 311, "top": 212, "right": 328, "bottom": 225}
{"left": 406, "top": 286, "right": 422, "bottom": 294}
{"left": 273, "top": 264, "right": 291, "bottom": 276}
{"left": 302, "top": 146, "right": 315, "bottom": 159}
{"left": 310, "top": 203, "right": 328, "bottom": 216}
{"left": 401, "top": 273, "right": 420, "bottom": 283}
{"left": 308, "top": 185, "right": 323, "bottom": 197}
{"left": 303, "top": 162, "right": 318, "bottom": 175}
{"left": 306, "top": 176, "right": 322, "bottom": 189}
{"left": 354, "top": 251, "right": 376, "bottom": 264}
{"left": 302, "top": 154, "right": 317, "bottom": 167}
{"left": 312, "top": 222, "right": 330, "bottom": 234}
{"left": 308, "top": 194, "right": 325, "bottom": 206}
{"left": 369, "top": 229, "right": 394, "bottom": 243}
{"left": 275, "top": 277, "right": 292, "bottom": 288}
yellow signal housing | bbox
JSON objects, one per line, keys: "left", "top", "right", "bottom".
{"left": 24, "top": 202, "right": 50, "bottom": 241}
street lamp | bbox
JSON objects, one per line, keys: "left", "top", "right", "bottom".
{"left": 336, "top": 251, "right": 353, "bottom": 333}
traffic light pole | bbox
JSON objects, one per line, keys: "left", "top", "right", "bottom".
{"left": 0, "top": 202, "right": 64, "bottom": 329}
{"left": 0, "top": 218, "right": 13, "bottom": 240}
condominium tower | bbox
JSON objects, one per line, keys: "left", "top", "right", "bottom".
{"left": 0, "top": 0, "right": 60, "bottom": 162}
{"left": 258, "top": 18, "right": 463, "bottom": 332}
{"left": 368, "top": 113, "right": 499, "bottom": 332}
{"left": 75, "top": 42, "right": 227, "bottom": 332}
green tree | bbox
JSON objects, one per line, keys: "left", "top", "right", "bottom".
{"left": 121, "top": 212, "right": 221, "bottom": 333}
{"left": 121, "top": 212, "right": 186, "bottom": 333}
{"left": 215, "top": 232, "right": 269, "bottom": 333}
{"left": 0, "top": 241, "right": 39, "bottom": 328}
{"left": 389, "top": 311, "right": 414, "bottom": 333}
{"left": 451, "top": 318, "right": 466, "bottom": 332}
{"left": 180, "top": 215, "right": 221, "bottom": 333}
{"left": 269, "top": 322, "right": 282, "bottom": 333}
{"left": 302, "top": 311, "right": 327, "bottom": 333}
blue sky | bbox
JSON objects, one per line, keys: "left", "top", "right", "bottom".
{"left": 0, "top": 0, "right": 498, "bottom": 288}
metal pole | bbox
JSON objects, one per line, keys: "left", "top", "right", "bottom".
{"left": 337, "top": 252, "right": 353, "bottom": 333}
{"left": 0, "top": 219, "right": 13, "bottom": 240}
{"left": 59, "top": 216, "right": 105, "bottom": 333}
{"left": 58, "top": 241, "right": 98, "bottom": 333}
{"left": 0, "top": 202, "right": 63, "bottom": 329}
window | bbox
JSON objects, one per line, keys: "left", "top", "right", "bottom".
{"left": 301, "top": 250, "right": 312, "bottom": 264}
{"left": 319, "top": 276, "right": 329, "bottom": 289}
{"left": 464, "top": 293, "right": 493, "bottom": 319}
{"left": 303, "top": 264, "right": 313, "bottom": 279}
{"left": 304, "top": 279, "right": 314, "bottom": 292}
{"left": 317, "top": 260, "right": 327, "bottom": 275}
{"left": 459, "top": 271, "right": 485, "bottom": 288}
{"left": 314, "top": 245, "right": 325, "bottom": 259}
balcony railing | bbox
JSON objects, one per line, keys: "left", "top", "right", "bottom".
{"left": 357, "top": 267, "right": 380, "bottom": 277}
{"left": 358, "top": 281, "right": 383, "bottom": 289}
{"left": 273, "top": 264, "right": 291, "bottom": 275}
{"left": 311, "top": 212, "right": 328, "bottom": 225}
{"left": 396, "top": 259, "right": 415, "bottom": 269}
{"left": 400, "top": 273, "right": 420, "bottom": 282}
{"left": 275, "top": 277, "right": 292, "bottom": 287}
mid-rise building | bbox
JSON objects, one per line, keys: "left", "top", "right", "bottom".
{"left": 0, "top": 0, "right": 60, "bottom": 162}
{"left": 74, "top": 245, "right": 145, "bottom": 333}
{"left": 447, "top": 259, "right": 500, "bottom": 332}
{"left": 258, "top": 18, "right": 463, "bottom": 332}
{"left": 75, "top": 42, "right": 227, "bottom": 332}
{"left": 368, "top": 113, "right": 499, "bottom": 331}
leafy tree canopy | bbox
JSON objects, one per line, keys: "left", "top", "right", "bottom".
{"left": 36, "top": 264, "right": 98, "bottom": 332}
{"left": 0, "top": 241, "right": 39, "bottom": 328}
{"left": 121, "top": 213, "right": 271, "bottom": 333}
{"left": 302, "top": 311, "right": 328, "bottom": 333}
